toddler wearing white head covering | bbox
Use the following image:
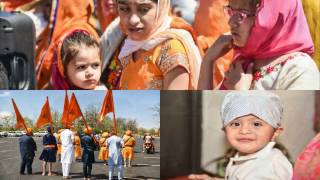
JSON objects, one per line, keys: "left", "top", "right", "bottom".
{"left": 221, "top": 91, "right": 293, "bottom": 179}
{"left": 220, "top": 91, "right": 283, "bottom": 128}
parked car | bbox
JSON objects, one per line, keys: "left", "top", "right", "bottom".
{"left": 7, "top": 131, "right": 17, "bottom": 137}
{"left": 0, "top": 131, "right": 8, "bottom": 137}
{"left": 34, "top": 131, "right": 47, "bottom": 137}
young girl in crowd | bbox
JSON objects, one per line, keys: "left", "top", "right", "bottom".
{"left": 198, "top": 0, "right": 319, "bottom": 90}
{"left": 220, "top": 91, "right": 292, "bottom": 179}
{"left": 100, "top": 0, "right": 202, "bottom": 90}
{"left": 44, "top": 30, "right": 105, "bottom": 90}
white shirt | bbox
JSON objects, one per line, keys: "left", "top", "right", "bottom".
{"left": 60, "top": 129, "right": 74, "bottom": 164}
{"left": 107, "top": 135, "right": 124, "bottom": 166}
{"left": 253, "top": 52, "right": 320, "bottom": 90}
{"left": 225, "top": 142, "right": 292, "bottom": 180}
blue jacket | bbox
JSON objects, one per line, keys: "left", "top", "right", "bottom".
{"left": 19, "top": 134, "right": 37, "bottom": 159}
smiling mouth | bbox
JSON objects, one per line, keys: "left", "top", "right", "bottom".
{"left": 237, "top": 138, "right": 254, "bottom": 142}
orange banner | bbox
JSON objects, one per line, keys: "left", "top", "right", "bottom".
{"left": 12, "top": 99, "right": 27, "bottom": 130}
{"left": 36, "top": 97, "right": 53, "bottom": 128}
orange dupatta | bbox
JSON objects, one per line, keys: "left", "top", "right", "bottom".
{"left": 193, "top": 0, "right": 234, "bottom": 87}
{"left": 35, "top": 0, "right": 98, "bottom": 89}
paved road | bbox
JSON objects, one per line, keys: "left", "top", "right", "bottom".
{"left": 0, "top": 137, "right": 160, "bottom": 180}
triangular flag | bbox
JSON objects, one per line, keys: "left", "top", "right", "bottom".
{"left": 67, "top": 93, "right": 83, "bottom": 126}
{"left": 36, "top": 97, "right": 52, "bottom": 128}
{"left": 61, "top": 91, "right": 69, "bottom": 127}
{"left": 11, "top": 98, "right": 27, "bottom": 130}
{"left": 98, "top": 90, "right": 115, "bottom": 122}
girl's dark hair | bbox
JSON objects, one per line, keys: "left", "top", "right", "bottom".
{"left": 61, "top": 31, "right": 99, "bottom": 73}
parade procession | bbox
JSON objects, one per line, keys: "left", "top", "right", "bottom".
{"left": 0, "top": 91, "right": 160, "bottom": 179}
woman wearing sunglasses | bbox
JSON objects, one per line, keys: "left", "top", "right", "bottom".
{"left": 198, "top": 0, "right": 319, "bottom": 90}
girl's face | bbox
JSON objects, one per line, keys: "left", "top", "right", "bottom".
{"left": 227, "top": 0, "right": 256, "bottom": 47}
{"left": 224, "top": 115, "right": 279, "bottom": 155}
{"left": 66, "top": 46, "right": 101, "bottom": 90}
{"left": 118, "top": 0, "right": 158, "bottom": 41}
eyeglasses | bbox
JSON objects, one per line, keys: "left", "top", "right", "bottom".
{"left": 223, "top": 5, "right": 256, "bottom": 24}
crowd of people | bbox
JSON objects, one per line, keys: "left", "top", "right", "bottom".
{"left": 18, "top": 125, "right": 155, "bottom": 180}
{"left": 0, "top": 0, "right": 318, "bottom": 90}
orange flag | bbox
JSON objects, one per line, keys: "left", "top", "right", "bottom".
{"left": 67, "top": 93, "right": 83, "bottom": 126}
{"left": 12, "top": 99, "right": 27, "bottom": 130}
{"left": 36, "top": 97, "right": 52, "bottom": 128}
{"left": 99, "top": 90, "right": 115, "bottom": 122}
{"left": 61, "top": 91, "right": 69, "bottom": 127}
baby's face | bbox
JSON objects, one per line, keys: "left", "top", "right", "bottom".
{"left": 225, "top": 114, "right": 276, "bottom": 155}
{"left": 227, "top": 0, "right": 256, "bottom": 47}
{"left": 66, "top": 46, "right": 101, "bottom": 90}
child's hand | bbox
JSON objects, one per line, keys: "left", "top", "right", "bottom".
{"left": 223, "top": 61, "right": 254, "bottom": 90}
{"left": 204, "top": 33, "right": 233, "bottom": 61}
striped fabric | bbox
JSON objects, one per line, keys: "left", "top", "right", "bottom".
{"left": 220, "top": 91, "right": 283, "bottom": 128}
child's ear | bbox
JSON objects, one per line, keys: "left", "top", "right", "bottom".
{"left": 271, "top": 126, "right": 283, "bottom": 141}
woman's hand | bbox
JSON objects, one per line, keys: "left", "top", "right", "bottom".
{"left": 223, "top": 61, "right": 254, "bottom": 90}
{"left": 204, "top": 33, "right": 233, "bottom": 62}
{"left": 198, "top": 33, "right": 233, "bottom": 90}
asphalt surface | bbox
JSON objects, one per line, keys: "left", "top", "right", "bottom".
{"left": 0, "top": 136, "right": 160, "bottom": 180}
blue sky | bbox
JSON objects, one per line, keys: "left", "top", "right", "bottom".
{"left": 0, "top": 90, "right": 160, "bottom": 129}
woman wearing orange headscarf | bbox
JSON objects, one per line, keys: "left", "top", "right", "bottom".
{"left": 96, "top": 0, "right": 118, "bottom": 31}
{"left": 35, "top": 0, "right": 98, "bottom": 89}
{"left": 100, "top": 0, "right": 201, "bottom": 90}
{"left": 193, "top": 0, "right": 233, "bottom": 87}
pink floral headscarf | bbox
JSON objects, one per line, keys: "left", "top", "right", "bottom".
{"left": 234, "top": 0, "right": 314, "bottom": 60}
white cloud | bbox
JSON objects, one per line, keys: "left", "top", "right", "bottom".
{"left": 0, "top": 91, "right": 12, "bottom": 97}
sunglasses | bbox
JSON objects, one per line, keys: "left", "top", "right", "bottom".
{"left": 223, "top": 5, "right": 256, "bottom": 24}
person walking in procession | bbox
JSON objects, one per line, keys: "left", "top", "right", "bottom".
{"left": 19, "top": 128, "right": 37, "bottom": 175}
{"left": 107, "top": 131, "right": 124, "bottom": 180}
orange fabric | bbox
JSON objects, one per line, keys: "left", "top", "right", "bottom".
{"left": 57, "top": 134, "right": 62, "bottom": 154}
{"left": 99, "top": 90, "right": 115, "bottom": 122}
{"left": 98, "top": 138, "right": 108, "bottom": 160}
{"left": 35, "top": 0, "right": 98, "bottom": 89}
{"left": 105, "top": 16, "right": 200, "bottom": 90}
{"left": 2, "top": 0, "right": 33, "bottom": 11}
{"left": 74, "top": 135, "right": 81, "bottom": 159}
{"left": 122, "top": 135, "right": 135, "bottom": 159}
{"left": 96, "top": 0, "right": 118, "bottom": 31}
{"left": 11, "top": 99, "right": 27, "bottom": 130}
{"left": 36, "top": 97, "right": 52, "bottom": 128}
{"left": 170, "top": 16, "right": 198, "bottom": 47}
{"left": 118, "top": 39, "right": 190, "bottom": 90}
{"left": 122, "top": 147, "right": 134, "bottom": 159}
{"left": 123, "top": 135, "right": 136, "bottom": 147}
{"left": 61, "top": 91, "right": 69, "bottom": 127}
{"left": 66, "top": 93, "right": 83, "bottom": 126}
{"left": 193, "top": 0, "right": 234, "bottom": 87}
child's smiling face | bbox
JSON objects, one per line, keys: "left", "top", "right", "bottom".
{"left": 118, "top": 0, "right": 158, "bottom": 41}
{"left": 224, "top": 114, "right": 279, "bottom": 155}
{"left": 227, "top": 0, "right": 257, "bottom": 47}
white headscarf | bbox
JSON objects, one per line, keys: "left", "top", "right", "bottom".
{"left": 220, "top": 91, "right": 283, "bottom": 128}
{"left": 118, "top": 0, "right": 172, "bottom": 59}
